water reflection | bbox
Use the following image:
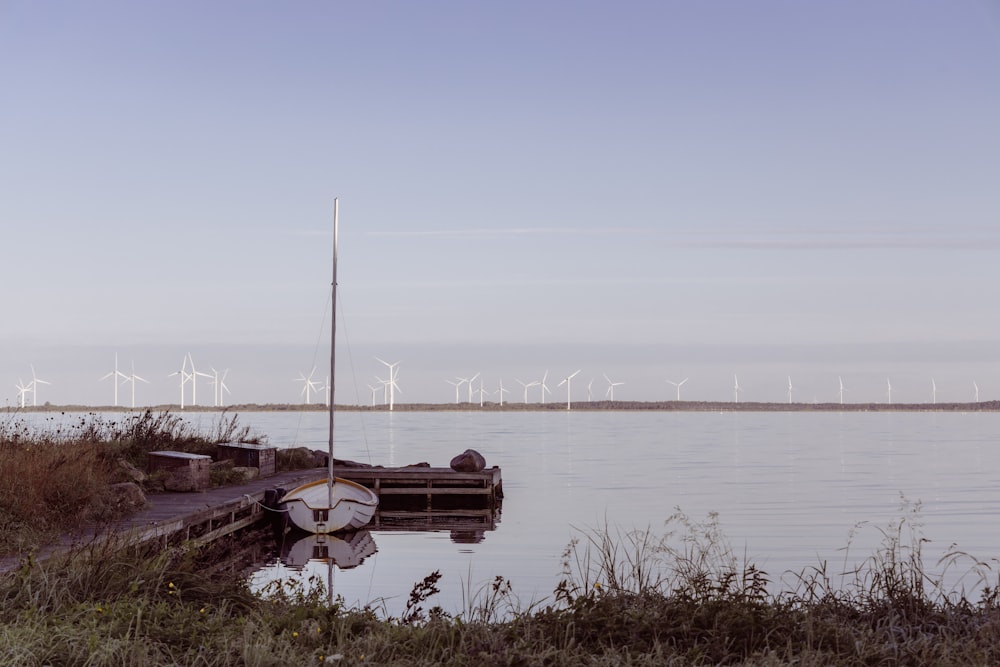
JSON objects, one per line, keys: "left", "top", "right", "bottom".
{"left": 279, "top": 530, "right": 378, "bottom": 570}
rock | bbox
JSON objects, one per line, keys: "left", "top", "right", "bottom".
{"left": 109, "top": 482, "right": 146, "bottom": 510}
{"left": 450, "top": 449, "right": 486, "bottom": 472}
{"left": 117, "top": 459, "right": 147, "bottom": 484}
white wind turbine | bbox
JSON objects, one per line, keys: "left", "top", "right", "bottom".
{"left": 367, "top": 383, "right": 380, "bottom": 407}
{"left": 931, "top": 378, "right": 937, "bottom": 404}
{"left": 322, "top": 376, "right": 331, "bottom": 407}
{"left": 667, "top": 378, "right": 688, "bottom": 401}
{"left": 29, "top": 365, "right": 50, "bottom": 407}
{"left": 296, "top": 367, "right": 321, "bottom": 404}
{"left": 603, "top": 373, "right": 624, "bottom": 401}
{"left": 446, "top": 378, "right": 463, "bottom": 404}
{"left": 465, "top": 372, "right": 481, "bottom": 403}
{"left": 100, "top": 353, "right": 129, "bottom": 407}
{"left": 787, "top": 376, "right": 793, "bottom": 404}
{"left": 558, "top": 369, "right": 581, "bottom": 411}
{"left": 886, "top": 378, "right": 892, "bottom": 405}
{"left": 733, "top": 374, "right": 740, "bottom": 403}
{"left": 495, "top": 379, "right": 509, "bottom": 406}
{"left": 838, "top": 376, "right": 845, "bottom": 405}
{"left": 477, "top": 377, "right": 488, "bottom": 407}
{"left": 376, "top": 357, "right": 401, "bottom": 411}
{"left": 587, "top": 378, "right": 594, "bottom": 402}
{"left": 123, "top": 361, "right": 150, "bottom": 409}
{"left": 516, "top": 378, "right": 538, "bottom": 403}
{"left": 15, "top": 378, "right": 32, "bottom": 408}
{"left": 538, "top": 370, "right": 552, "bottom": 404}
{"left": 187, "top": 354, "right": 212, "bottom": 406}
{"left": 208, "top": 368, "right": 230, "bottom": 408}
{"left": 974, "top": 381, "right": 980, "bottom": 403}
{"left": 168, "top": 355, "right": 192, "bottom": 409}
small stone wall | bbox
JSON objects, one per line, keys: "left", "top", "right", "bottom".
{"left": 216, "top": 442, "right": 276, "bottom": 477}
{"left": 148, "top": 451, "right": 212, "bottom": 492}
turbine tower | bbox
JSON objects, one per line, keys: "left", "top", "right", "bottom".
{"left": 466, "top": 372, "right": 480, "bottom": 403}
{"left": 558, "top": 369, "right": 581, "bottom": 411}
{"left": 168, "top": 355, "right": 192, "bottom": 409}
{"left": 15, "top": 379, "right": 31, "bottom": 408}
{"left": 886, "top": 378, "right": 892, "bottom": 405}
{"left": 187, "top": 354, "right": 211, "bottom": 406}
{"left": 446, "top": 378, "right": 462, "bottom": 404}
{"left": 931, "top": 378, "right": 937, "bottom": 404}
{"left": 367, "top": 384, "right": 380, "bottom": 407}
{"left": 838, "top": 376, "right": 845, "bottom": 405}
{"left": 538, "top": 370, "right": 551, "bottom": 404}
{"left": 516, "top": 378, "right": 538, "bottom": 403}
{"left": 604, "top": 373, "right": 624, "bottom": 401}
{"left": 376, "top": 357, "right": 401, "bottom": 411}
{"left": 667, "top": 378, "right": 689, "bottom": 401}
{"left": 123, "top": 361, "right": 150, "bottom": 409}
{"left": 100, "top": 353, "right": 129, "bottom": 407}
{"left": 787, "top": 376, "right": 793, "bottom": 404}
{"left": 29, "top": 365, "right": 50, "bottom": 407}
{"left": 733, "top": 374, "right": 740, "bottom": 403}
{"left": 495, "top": 379, "right": 508, "bottom": 406}
{"left": 209, "top": 368, "right": 230, "bottom": 408}
{"left": 974, "top": 381, "right": 980, "bottom": 403}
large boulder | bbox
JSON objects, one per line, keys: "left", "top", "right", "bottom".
{"left": 450, "top": 449, "right": 486, "bottom": 473}
{"left": 108, "top": 482, "right": 146, "bottom": 511}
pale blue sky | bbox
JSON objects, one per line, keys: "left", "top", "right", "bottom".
{"left": 2, "top": 1, "right": 1000, "bottom": 407}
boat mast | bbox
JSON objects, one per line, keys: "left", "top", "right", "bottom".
{"left": 329, "top": 198, "right": 338, "bottom": 509}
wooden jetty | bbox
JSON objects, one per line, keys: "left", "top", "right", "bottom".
{"left": 0, "top": 465, "right": 503, "bottom": 573}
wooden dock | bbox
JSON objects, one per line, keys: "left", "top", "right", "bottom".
{"left": 0, "top": 465, "right": 503, "bottom": 573}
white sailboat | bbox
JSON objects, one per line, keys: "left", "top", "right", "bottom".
{"left": 279, "top": 199, "right": 379, "bottom": 534}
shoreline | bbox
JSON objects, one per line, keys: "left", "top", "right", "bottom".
{"left": 5, "top": 400, "right": 1000, "bottom": 414}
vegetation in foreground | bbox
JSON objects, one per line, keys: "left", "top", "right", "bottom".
{"left": 3, "top": 506, "right": 1000, "bottom": 665}
{"left": 6, "top": 412, "right": 1000, "bottom": 664}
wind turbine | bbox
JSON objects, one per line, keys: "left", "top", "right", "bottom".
{"left": 123, "top": 361, "right": 150, "bottom": 409}
{"left": 296, "top": 367, "right": 321, "bottom": 404}
{"left": 787, "top": 376, "right": 793, "bottom": 404}
{"left": 931, "top": 378, "right": 937, "bottom": 404}
{"left": 446, "top": 378, "right": 463, "bottom": 404}
{"left": 558, "top": 369, "right": 581, "bottom": 410}
{"left": 466, "top": 372, "right": 481, "bottom": 403}
{"left": 538, "top": 370, "right": 551, "bottom": 404}
{"left": 99, "top": 353, "right": 129, "bottom": 407}
{"left": 187, "top": 354, "right": 212, "bottom": 406}
{"left": 367, "top": 383, "right": 380, "bottom": 407}
{"left": 495, "top": 379, "right": 509, "bottom": 406}
{"left": 974, "top": 381, "right": 980, "bottom": 403}
{"left": 15, "top": 379, "right": 31, "bottom": 408}
{"left": 667, "top": 378, "right": 688, "bottom": 401}
{"left": 208, "top": 368, "right": 230, "bottom": 408}
{"left": 477, "top": 376, "right": 488, "bottom": 407}
{"left": 516, "top": 378, "right": 538, "bottom": 403}
{"left": 886, "top": 378, "right": 892, "bottom": 405}
{"left": 376, "top": 358, "right": 401, "bottom": 411}
{"left": 603, "top": 373, "right": 624, "bottom": 401}
{"left": 587, "top": 378, "right": 594, "bottom": 402}
{"left": 733, "top": 374, "right": 740, "bottom": 403}
{"left": 29, "top": 365, "right": 50, "bottom": 407}
{"left": 168, "top": 355, "right": 191, "bottom": 409}
{"left": 838, "top": 376, "right": 845, "bottom": 405}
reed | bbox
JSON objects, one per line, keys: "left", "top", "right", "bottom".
{"left": 0, "top": 410, "right": 264, "bottom": 555}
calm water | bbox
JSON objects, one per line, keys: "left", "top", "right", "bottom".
{"left": 236, "top": 409, "right": 1000, "bottom": 616}
{"left": 13, "top": 409, "right": 999, "bottom": 614}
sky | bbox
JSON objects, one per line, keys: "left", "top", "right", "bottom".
{"left": 2, "top": 1, "right": 1000, "bottom": 408}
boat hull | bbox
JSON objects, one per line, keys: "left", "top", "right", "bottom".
{"left": 279, "top": 477, "right": 379, "bottom": 534}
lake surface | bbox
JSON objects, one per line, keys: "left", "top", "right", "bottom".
{"left": 12, "top": 409, "right": 999, "bottom": 615}
{"left": 233, "top": 409, "right": 1000, "bottom": 616}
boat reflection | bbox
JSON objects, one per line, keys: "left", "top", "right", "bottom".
{"left": 278, "top": 529, "right": 377, "bottom": 570}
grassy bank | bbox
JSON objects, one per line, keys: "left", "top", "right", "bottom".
{"left": 4, "top": 511, "right": 1000, "bottom": 665}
